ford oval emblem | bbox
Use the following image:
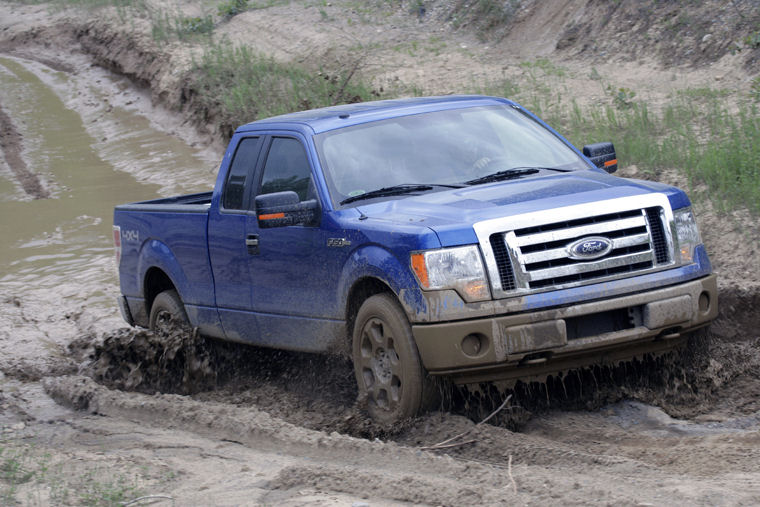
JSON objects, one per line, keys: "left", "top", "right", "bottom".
{"left": 566, "top": 236, "right": 613, "bottom": 260}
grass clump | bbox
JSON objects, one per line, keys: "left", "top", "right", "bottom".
{"left": 178, "top": 15, "right": 214, "bottom": 35}
{"left": 192, "top": 42, "right": 379, "bottom": 138}
{"left": 1, "top": 445, "right": 36, "bottom": 503}
{"left": 151, "top": 9, "right": 215, "bottom": 41}
{"left": 217, "top": 0, "right": 248, "bottom": 18}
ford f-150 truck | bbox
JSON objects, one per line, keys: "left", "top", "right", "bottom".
{"left": 113, "top": 95, "right": 718, "bottom": 423}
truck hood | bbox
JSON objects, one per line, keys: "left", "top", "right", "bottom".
{"left": 354, "top": 170, "right": 690, "bottom": 247}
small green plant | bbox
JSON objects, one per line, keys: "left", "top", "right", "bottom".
{"left": 519, "top": 57, "right": 566, "bottom": 78}
{"left": 408, "top": 0, "right": 425, "bottom": 15}
{"left": 608, "top": 85, "right": 637, "bottom": 109}
{"left": 744, "top": 29, "right": 760, "bottom": 49}
{"left": 478, "top": 76, "right": 520, "bottom": 99}
{"left": 751, "top": 76, "right": 760, "bottom": 102}
{"left": 178, "top": 15, "right": 214, "bottom": 35}
{"left": 77, "top": 470, "right": 143, "bottom": 506}
{"left": 217, "top": 0, "right": 249, "bottom": 19}
{"left": 1, "top": 446, "right": 36, "bottom": 503}
{"left": 151, "top": 10, "right": 215, "bottom": 41}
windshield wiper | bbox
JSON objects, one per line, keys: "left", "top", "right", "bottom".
{"left": 464, "top": 166, "right": 572, "bottom": 186}
{"left": 340, "top": 183, "right": 461, "bottom": 205}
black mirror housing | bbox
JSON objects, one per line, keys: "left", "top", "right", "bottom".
{"left": 255, "top": 191, "right": 320, "bottom": 228}
{"left": 582, "top": 142, "right": 618, "bottom": 173}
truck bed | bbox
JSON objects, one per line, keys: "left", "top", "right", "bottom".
{"left": 114, "top": 191, "right": 212, "bottom": 213}
{"left": 114, "top": 190, "right": 215, "bottom": 315}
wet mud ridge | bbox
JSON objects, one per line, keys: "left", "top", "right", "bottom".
{"left": 0, "top": 97, "right": 49, "bottom": 198}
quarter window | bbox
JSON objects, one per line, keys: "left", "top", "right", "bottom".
{"left": 222, "top": 137, "right": 261, "bottom": 210}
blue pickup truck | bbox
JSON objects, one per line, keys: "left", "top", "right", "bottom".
{"left": 113, "top": 95, "right": 717, "bottom": 423}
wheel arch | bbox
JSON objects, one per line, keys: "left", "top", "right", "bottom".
{"left": 345, "top": 277, "right": 395, "bottom": 344}
{"left": 143, "top": 267, "right": 178, "bottom": 316}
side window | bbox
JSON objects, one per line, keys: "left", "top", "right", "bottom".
{"left": 222, "top": 137, "right": 261, "bottom": 210}
{"left": 259, "top": 137, "right": 312, "bottom": 201}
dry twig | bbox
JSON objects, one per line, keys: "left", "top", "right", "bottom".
{"left": 507, "top": 454, "right": 517, "bottom": 494}
{"left": 120, "top": 494, "right": 175, "bottom": 506}
{"left": 420, "top": 394, "right": 513, "bottom": 451}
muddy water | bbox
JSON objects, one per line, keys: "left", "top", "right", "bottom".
{"left": 0, "top": 55, "right": 212, "bottom": 292}
{"left": 0, "top": 54, "right": 216, "bottom": 372}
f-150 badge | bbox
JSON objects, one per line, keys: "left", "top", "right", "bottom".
{"left": 327, "top": 238, "right": 351, "bottom": 248}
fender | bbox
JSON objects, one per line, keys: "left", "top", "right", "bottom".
{"left": 337, "top": 244, "right": 428, "bottom": 321}
{"left": 137, "top": 239, "right": 192, "bottom": 304}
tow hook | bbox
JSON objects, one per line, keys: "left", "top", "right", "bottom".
{"left": 657, "top": 327, "right": 682, "bottom": 340}
{"left": 520, "top": 352, "right": 552, "bottom": 366}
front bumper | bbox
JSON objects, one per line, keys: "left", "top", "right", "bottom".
{"left": 412, "top": 274, "right": 717, "bottom": 384}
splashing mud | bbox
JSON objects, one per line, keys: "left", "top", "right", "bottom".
{"left": 87, "top": 326, "right": 217, "bottom": 395}
{"left": 81, "top": 315, "right": 760, "bottom": 442}
{"left": 82, "top": 324, "right": 405, "bottom": 437}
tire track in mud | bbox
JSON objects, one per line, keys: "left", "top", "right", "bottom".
{"left": 0, "top": 98, "right": 49, "bottom": 199}
{"left": 43, "top": 374, "right": 665, "bottom": 505}
{"left": 41, "top": 375, "right": 518, "bottom": 505}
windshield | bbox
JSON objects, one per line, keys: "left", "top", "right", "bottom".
{"left": 314, "top": 104, "right": 592, "bottom": 207}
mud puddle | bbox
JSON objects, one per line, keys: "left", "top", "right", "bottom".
{"left": 0, "top": 54, "right": 213, "bottom": 278}
{"left": 0, "top": 53, "right": 217, "bottom": 380}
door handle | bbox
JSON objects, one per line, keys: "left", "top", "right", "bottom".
{"left": 246, "top": 234, "right": 259, "bottom": 254}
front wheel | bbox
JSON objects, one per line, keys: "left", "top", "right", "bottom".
{"left": 352, "top": 293, "right": 433, "bottom": 424}
{"left": 149, "top": 289, "right": 189, "bottom": 334}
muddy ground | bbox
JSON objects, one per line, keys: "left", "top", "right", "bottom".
{"left": 1, "top": 0, "right": 760, "bottom": 505}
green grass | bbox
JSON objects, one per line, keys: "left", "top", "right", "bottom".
{"left": 1, "top": 441, "right": 149, "bottom": 506}
{"left": 565, "top": 94, "right": 760, "bottom": 213}
{"left": 151, "top": 10, "right": 215, "bottom": 41}
{"left": 480, "top": 71, "right": 760, "bottom": 213}
{"left": 1, "top": 445, "right": 36, "bottom": 504}
{"left": 217, "top": 0, "right": 249, "bottom": 19}
{"left": 191, "top": 42, "right": 380, "bottom": 138}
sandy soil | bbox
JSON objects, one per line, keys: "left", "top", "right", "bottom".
{"left": 1, "top": 1, "right": 759, "bottom": 505}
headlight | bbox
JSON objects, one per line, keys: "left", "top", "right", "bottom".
{"left": 674, "top": 207, "right": 701, "bottom": 264}
{"left": 410, "top": 245, "right": 490, "bottom": 302}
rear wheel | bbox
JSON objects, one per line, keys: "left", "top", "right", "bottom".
{"left": 149, "top": 290, "right": 189, "bottom": 334}
{"left": 352, "top": 293, "right": 433, "bottom": 424}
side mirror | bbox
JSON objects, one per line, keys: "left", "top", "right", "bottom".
{"left": 582, "top": 142, "right": 618, "bottom": 173}
{"left": 255, "top": 191, "right": 320, "bottom": 228}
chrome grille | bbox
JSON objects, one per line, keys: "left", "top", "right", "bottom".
{"left": 474, "top": 194, "right": 676, "bottom": 299}
{"left": 489, "top": 233, "right": 516, "bottom": 291}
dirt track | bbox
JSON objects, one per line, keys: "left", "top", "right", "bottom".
{"left": 1, "top": 1, "right": 760, "bottom": 505}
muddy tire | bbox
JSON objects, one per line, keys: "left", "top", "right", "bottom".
{"left": 352, "top": 293, "right": 433, "bottom": 424}
{"left": 149, "top": 290, "right": 189, "bottom": 334}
